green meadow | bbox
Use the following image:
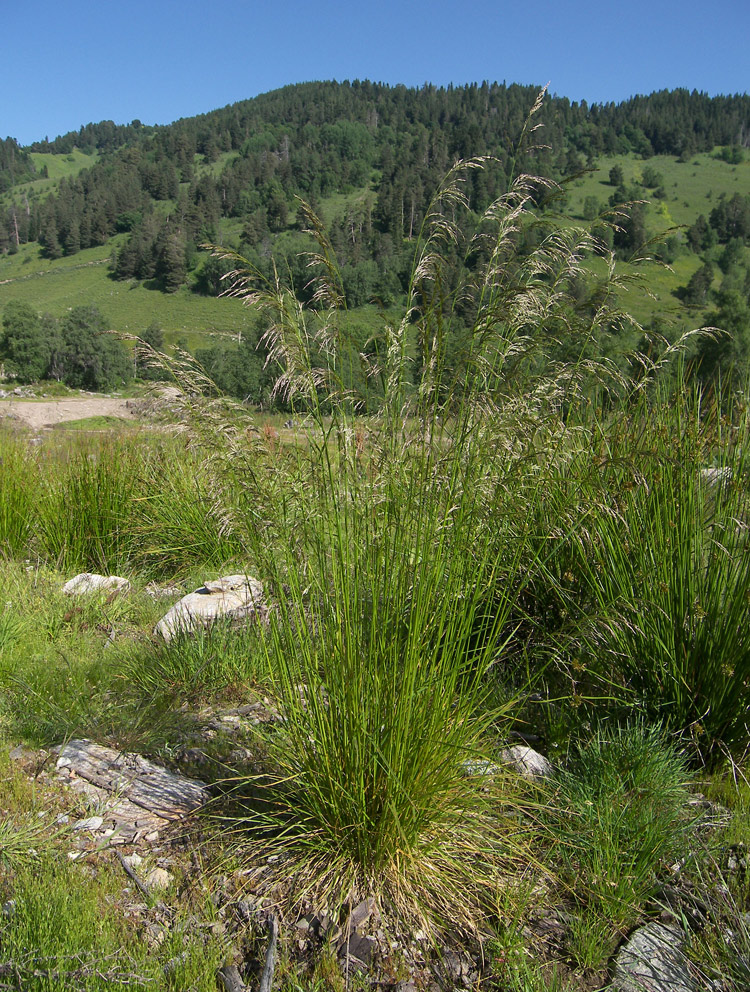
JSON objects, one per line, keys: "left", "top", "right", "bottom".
{"left": 1, "top": 158, "right": 750, "bottom": 990}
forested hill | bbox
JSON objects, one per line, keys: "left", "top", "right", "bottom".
{"left": 2, "top": 82, "right": 749, "bottom": 273}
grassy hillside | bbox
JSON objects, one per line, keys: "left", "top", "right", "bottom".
{"left": 562, "top": 149, "right": 750, "bottom": 329}
{"left": 567, "top": 150, "right": 750, "bottom": 228}
{"left": 1, "top": 148, "right": 749, "bottom": 372}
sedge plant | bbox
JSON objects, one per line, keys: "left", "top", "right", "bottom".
{"left": 570, "top": 384, "right": 750, "bottom": 760}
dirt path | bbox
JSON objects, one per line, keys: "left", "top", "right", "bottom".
{"left": 0, "top": 396, "right": 136, "bottom": 429}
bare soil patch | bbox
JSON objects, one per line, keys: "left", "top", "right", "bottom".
{"left": 0, "top": 397, "right": 135, "bottom": 429}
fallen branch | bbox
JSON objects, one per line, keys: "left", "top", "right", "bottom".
{"left": 259, "top": 914, "right": 279, "bottom": 992}
{"left": 218, "top": 963, "right": 247, "bottom": 991}
{"left": 113, "top": 849, "right": 151, "bottom": 898}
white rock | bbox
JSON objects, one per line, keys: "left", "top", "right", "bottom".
{"left": 121, "top": 853, "right": 143, "bottom": 871}
{"left": 63, "top": 573, "right": 131, "bottom": 596}
{"left": 202, "top": 574, "right": 257, "bottom": 593}
{"left": 154, "top": 574, "right": 264, "bottom": 642}
{"left": 499, "top": 745, "right": 553, "bottom": 780}
{"left": 145, "top": 867, "right": 172, "bottom": 890}
{"left": 700, "top": 466, "right": 732, "bottom": 488}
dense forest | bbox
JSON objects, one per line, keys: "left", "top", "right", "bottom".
{"left": 3, "top": 82, "right": 750, "bottom": 271}
{"left": 2, "top": 81, "right": 750, "bottom": 400}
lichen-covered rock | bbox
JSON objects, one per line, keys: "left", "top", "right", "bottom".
{"left": 53, "top": 739, "right": 209, "bottom": 844}
{"left": 154, "top": 574, "right": 264, "bottom": 642}
{"left": 63, "top": 573, "right": 131, "bottom": 596}
{"left": 612, "top": 921, "right": 695, "bottom": 992}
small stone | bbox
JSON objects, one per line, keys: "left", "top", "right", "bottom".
{"left": 144, "top": 921, "right": 167, "bottom": 947}
{"left": 349, "top": 896, "right": 376, "bottom": 930}
{"left": 145, "top": 867, "right": 172, "bottom": 890}
{"left": 73, "top": 816, "right": 104, "bottom": 832}
{"left": 121, "top": 853, "right": 143, "bottom": 871}
{"left": 499, "top": 745, "right": 553, "bottom": 780}
{"left": 229, "top": 747, "right": 254, "bottom": 764}
{"left": 235, "top": 900, "right": 254, "bottom": 922}
{"left": 63, "top": 573, "right": 131, "bottom": 596}
{"left": 342, "top": 933, "right": 377, "bottom": 967}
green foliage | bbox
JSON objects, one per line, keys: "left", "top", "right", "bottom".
{"left": 582, "top": 195, "right": 599, "bottom": 220}
{"left": 717, "top": 144, "right": 745, "bottom": 165}
{"left": 189, "top": 145, "right": 660, "bottom": 934}
{"left": 36, "top": 440, "right": 139, "bottom": 573}
{"left": 698, "top": 288, "right": 750, "bottom": 381}
{"left": 545, "top": 725, "right": 693, "bottom": 930}
{"left": 641, "top": 164, "right": 663, "bottom": 188}
{"left": 56, "top": 305, "right": 131, "bottom": 389}
{"left": 0, "top": 300, "right": 51, "bottom": 382}
{"left": 0, "top": 858, "right": 224, "bottom": 991}
{"left": 3, "top": 133, "right": 750, "bottom": 983}
{"left": 0, "top": 302, "right": 131, "bottom": 390}
{"left": 0, "top": 432, "right": 37, "bottom": 557}
{"left": 128, "top": 619, "right": 269, "bottom": 700}
{"left": 682, "top": 259, "right": 714, "bottom": 305}
{"left": 571, "top": 391, "right": 750, "bottom": 758}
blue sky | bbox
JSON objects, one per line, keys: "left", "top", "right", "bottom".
{"left": 4, "top": 0, "right": 749, "bottom": 146}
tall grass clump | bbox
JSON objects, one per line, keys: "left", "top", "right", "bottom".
{"left": 188, "top": 110, "right": 654, "bottom": 933}
{"left": 35, "top": 437, "right": 142, "bottom": 574}
{"left": 544, "top": 724, "right": 693, "bottom": 932}
{"left": 570, "top": 386, "right": 750, "bottom": 759}
{"left": 0, "top": 431, "right": 39, "bottom": 558}
{"left": 128, "top": 444, "right": 248, "bottom": 579}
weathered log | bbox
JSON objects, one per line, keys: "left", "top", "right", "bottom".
{"left": 55, "top": 740, "right": 209, "bottom": 837}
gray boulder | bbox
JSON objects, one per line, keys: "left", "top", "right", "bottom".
{"left": 155, "top": 574, "right": 264, "bottom": 642}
